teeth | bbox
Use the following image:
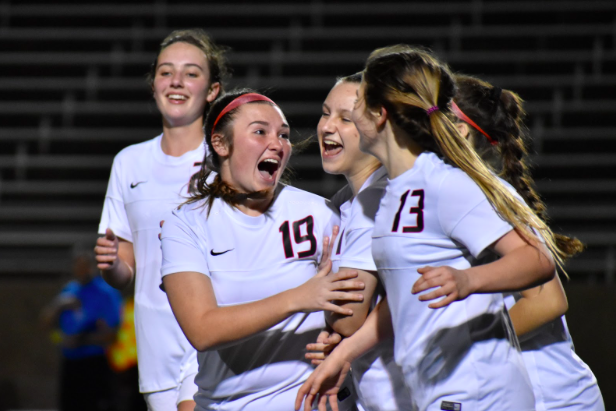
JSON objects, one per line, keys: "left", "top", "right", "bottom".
{"left": 168, "top": 94, "right": 187, "bottom": 100}
{"left": 263, "top": 159, "right": 279, "bottom": 164}
{"left": 323, "top": 139, "right": 341, "bottom": 147}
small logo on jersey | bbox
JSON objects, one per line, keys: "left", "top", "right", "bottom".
{"left": 210, "top": 249, "right": 233, "bottom": 256}
{"left": 441, "top": 401, "right": 462, "bottom": 411}
{"left": 130, "top": 181, "right": 147, "bottom": 189}
{"left": 337, "top": 387, "right": 351, "bottom": 402}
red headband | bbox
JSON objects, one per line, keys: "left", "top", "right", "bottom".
{"left": 451, "top": 101, "right": 497, "bottom": 146}
{"left": 211, "top": 93, "right": 276, "bottom": 136}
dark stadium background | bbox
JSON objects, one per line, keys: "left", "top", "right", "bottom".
{"left": 0, "top": 0, "right": 614, "bottom": 409}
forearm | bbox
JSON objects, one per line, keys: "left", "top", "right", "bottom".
{"left": 468, "top": 244, "right": 555, "bottom": 294}
{"left": 101, "top": 259, "right": 134, "bottom": 289}
{"left": 325, "top": 268, "right": 378, "bottom": 337}
{"left": 508, "top": 275, "right": 568, "bottom": 337}
{"left": 334, "top": 297, "right": 393, "bottom": 363}
{"left": 165, "top": 272, "right": 299, "bottom": 351}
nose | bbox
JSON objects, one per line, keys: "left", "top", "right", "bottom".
{"left": 170, "top": 71, "right": 183, "bottom": 88}
{"left": 268, "top": 132, "right": 284, "bottom": 152}
{"left": 320, "top": 116, "right": 336, "bottom": 135}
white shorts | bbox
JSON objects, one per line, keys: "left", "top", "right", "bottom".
{"left": 144, "top": 372, "right": 198, "bottom": 411}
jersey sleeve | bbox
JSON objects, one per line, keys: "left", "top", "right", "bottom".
{"left": 98, "top": 156, "right": 133, "bottom": 242}
{"left": 160, "top": 208, "right": 210, "bottom": 278}
{"left": 438, "top": 170, "right": 513, "bottom": 258}
{"left": 337, "top": 185, "right": 384, "bottom": 272}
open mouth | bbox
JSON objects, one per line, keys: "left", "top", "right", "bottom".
{"left": 257, "top": 158, "right": 280, "bottom": 180}
{"left": 168, "top": 94, "right": 188, "bottom": 102}
{"left": 322, "top": 139, "right": 343, "bottom": 157}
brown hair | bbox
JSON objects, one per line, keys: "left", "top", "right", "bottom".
{"left": 453, "top": 74, "right": 583, "bottom": 258}
{"left": 362, "top": 45, "right": 567, "bottom": 269}
{"left": 147, "top": 29, "right": 229, "bottom": 112}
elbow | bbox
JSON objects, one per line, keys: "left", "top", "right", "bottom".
{"left": 187, "top": 334, "right": 216, "bottom": 352}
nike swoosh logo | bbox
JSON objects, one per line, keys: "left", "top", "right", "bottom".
{"left": 210, "top": 249, "right": 233, "bottom": 256}
{"left": 130, "top": 181, "right": 147, "bottom": 189}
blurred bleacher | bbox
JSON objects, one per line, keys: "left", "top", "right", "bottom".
{"left": 0, "top": 0, "right": 615, "bottom": 280}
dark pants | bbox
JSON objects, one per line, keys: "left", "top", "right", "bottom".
{"left": 60, "top": 355, "right": 114, "bottom": 411}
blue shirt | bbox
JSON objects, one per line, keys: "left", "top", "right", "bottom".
{"left": 58, "top": 276, "right": 122, "bottom": 359}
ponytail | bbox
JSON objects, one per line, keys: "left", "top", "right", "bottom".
{"left": 363, "top": 45, "right": 569, "bottom": 270}
{"left": 454, "top": 74, "right": 584, "bottom": 259}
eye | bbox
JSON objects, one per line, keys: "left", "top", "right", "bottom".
{"left": 254, "top": 129, "right": 265, "bottom": 135}
{"left": 321, "top": 111, "right": 330, "bottom": 117}
{"left": 279, "top": 132, "right": 290, "bottom": 139}
{"left": 186, "top": 72, "right": 199, "bottom": 78}
{"left": 342, "top": 117, "right": 352, "bottom": 123}
{"left": 159, "top": 71, "right": 171, "bottom": 77}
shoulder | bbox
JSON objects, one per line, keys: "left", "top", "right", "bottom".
{"left": 329, "top": 185, "right": 353, "bottom": 211}
{"left": 278, "top": 185, "right": 337, "bottom": 215}
{"left": 112, "top": 135, "right": 160, "bottom": 165}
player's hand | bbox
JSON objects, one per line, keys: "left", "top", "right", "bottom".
{"left": 318, "top": 225, "right": 339, "bottom": 272}
{"left": 412, "top": 265, "right": 472, "bottom": 308}
{"left": 292, "top": 261, "right": 364, "bottom": 315}
{"left": 94, "top": 228, "right": 120, "bottom": 270}
{"left": 295, "top": 349, "right": 352, "bottom": 411}
{"left": 305, "top": 330, "right": 343, "bottom": 365}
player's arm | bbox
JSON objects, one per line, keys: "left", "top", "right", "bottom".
{"left": 295, "top": 297, "right": 394, "bottom": 411}
{"left": 413, "top": 228, "right": 555, "bottom": 308}
{"left": 95, "top": 228, "right": 135, "bottom": 289}
{"left": 163, "top": 262, "right": 364, "bottom": 352}
{"left": 325, "top": 267, "right": 379, "bottom": 337}
{"left": 507, "top": 274, "right": 568, "bottom": 337}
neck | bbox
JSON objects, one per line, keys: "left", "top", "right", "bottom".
{"left": 161, "top": 119, "right": 204, "bottom": 157}
{"left": 345, "top": 160, "right": 382, "bottom": 197}
{"left": 372, "top": 121, "right": 423, "bottom": 179}
{"left": 236, "top": 193, "right": 275, "bottom": 216}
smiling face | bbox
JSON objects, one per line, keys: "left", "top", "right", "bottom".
{"left": 318, "top": 81, "right": 370, "bottom": 176}
{"left": 153, "top": 41, "right": 219, "bottom": 128}
{"left": 215, "top": 103, "right": 292, "bottom": 195}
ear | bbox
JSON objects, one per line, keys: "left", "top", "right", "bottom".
{"left": 207, "top": 82, "right": 221, "bottom": 103}
{"left": 456, "top": 122, "right": 470, "bottom": 139}
{"left": 211, "top": 133, "right": 229, "bottom": 157}
{"left": 374, "top": 106, "right": 388, "bottom": 128}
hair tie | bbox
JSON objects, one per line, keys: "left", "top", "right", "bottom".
{"left": 425, "top": 106, "right": 440, "bottom": 116}
{"left": 211, "top": 93, "right": 276, "bottom": 135}
{"left": 451, "top": 101, "right": 497, "bottom": 146}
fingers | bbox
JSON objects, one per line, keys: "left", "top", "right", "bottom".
{"left": 329, "top": 270, "right": 358, "bottom": 282}
{"left": 319, "top": 394, "right": 329, "bottom": 411}
{"left": 325, "top": 332, "right": 342, "bottom": 345}
{"left": 328, "top": 394, "right": 339, "bottom": 411}
{"left": 316, "top": 330, "right": 331, "bottom": 344}
{"left": 105, "top": 228, "right": 116, "bottom": 242}
{"left": 323, "top": 303, "right": 353, "bottom": 316}
{"left": 329, "top": 279, "right": 365, "bottom": 291}
{"left": 160, "top": 220, "right": 164, "bottom": 227}
{"left": 428, "top": 294, "right": 457, "bottom": 309}
{"left": 306, "top": 342, "right": 329, "bottom": 353}
{"left": 294, "top": 381, "right": 308, "bottom": 410}
{"left": 315, "top": 260, "right": 332, "bottom": 278}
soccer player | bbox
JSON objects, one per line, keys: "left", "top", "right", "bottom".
{"left": 160, "top": 89, "right": 363, "bottom": 411}
{"left": 296, "top": 45, "right": 564, "bottom": 411}
{"left": 94, "top": 29, "right": 227, "bottom": 411}
{"left": 308, "top": 73, "right": 413, "bottom": 411}
{"left": 453, "top": 74, "right": 605, "bottom": 411}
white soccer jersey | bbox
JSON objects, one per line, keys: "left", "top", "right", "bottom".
{"left": 160, "top": 186, "right": 347, "bottom": 411}
{"left": 372, "top": 152, "right": 534, "bottom": 411}
{"left": 331, "top": 167, "right": 414, "bottom": 411}
{"left": 503, "top": 294, "right": 605, "bottom": 411}
{"left": 99, "top": 134, "right": 204, "bottom": 393}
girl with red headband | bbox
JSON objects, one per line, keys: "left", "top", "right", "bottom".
{"left": 453, "top": 74, "right": 605, "bottom": 411}
{"left": 95, "top": 29, "right": 227, "bottom": 411}
{"left": 159, "top": 89, "right": 362, "bottom": 411}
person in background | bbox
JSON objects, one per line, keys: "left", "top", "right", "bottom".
{"left": 41, "top": 249, "right": 122, "bottom": 411}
